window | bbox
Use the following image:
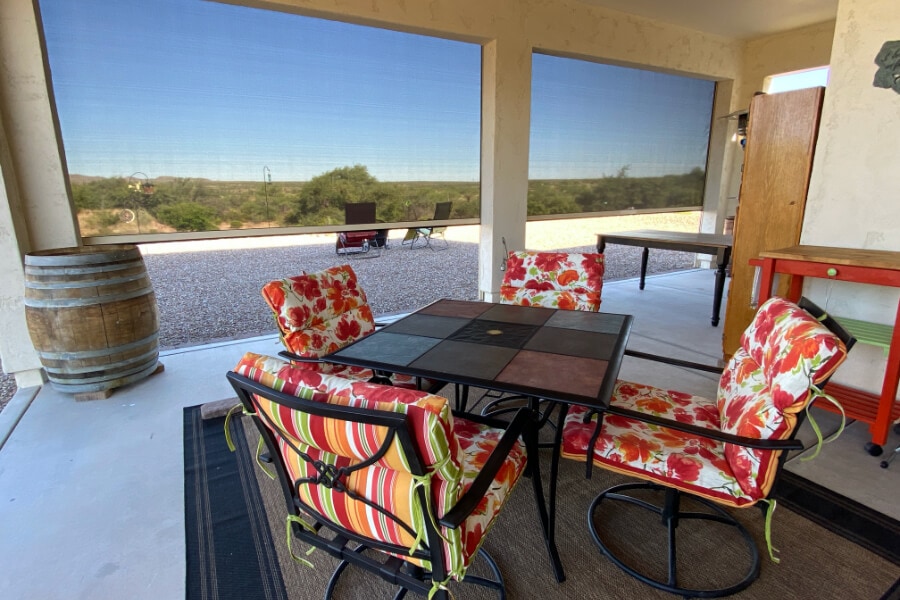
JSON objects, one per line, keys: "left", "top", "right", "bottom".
{"left": 764, "top": 66, "right": 829, "bottom": 94}
{"left": 39, "top": 0, "right": 481, "bottom": 240}
{"left": 528, "top": 53, "right": 715, "bottom": 217}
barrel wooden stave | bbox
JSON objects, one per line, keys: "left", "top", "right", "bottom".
{"left": 23, "top": 245, "right": 160, "bottom": 394}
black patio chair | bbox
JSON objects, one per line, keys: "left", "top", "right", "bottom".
{"left": 226, "top": 351, "right": 539, "bottom": 599}
{"left": 560, "top": 296, "right": 855, "bottom": 598}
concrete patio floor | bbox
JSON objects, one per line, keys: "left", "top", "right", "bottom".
{"left": 0, "top": 269, "right": 897, "bottom": 599}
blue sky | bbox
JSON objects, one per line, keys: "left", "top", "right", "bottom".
{"left": 41, "top": 0, "right": 713, "bottom": 183}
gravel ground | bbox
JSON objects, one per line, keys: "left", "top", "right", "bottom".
{"left": 0, "top": 212, "right": 699, "bottom": 411}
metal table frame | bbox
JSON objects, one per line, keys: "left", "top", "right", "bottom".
{"left": 325, "top": 299, "right": 633, "bottom": 583}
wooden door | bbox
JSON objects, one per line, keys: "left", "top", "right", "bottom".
{"left": 722, "top": 87, "right": 825, "bottom": 357}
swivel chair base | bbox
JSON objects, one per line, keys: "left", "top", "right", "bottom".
{"left": 588, "top": 481, "right": 760, "bottom": 598}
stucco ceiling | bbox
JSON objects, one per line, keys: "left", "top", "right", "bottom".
{"left": 578, "top": 0, "right": 839, "bottom": 39}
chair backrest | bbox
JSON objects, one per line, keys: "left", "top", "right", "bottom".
{"left": 427, "top": 201, "right": 452, "bottom": 235}
{"left": 433, "top": 201, "right": 452, "bottom": 221}
{"left": 500, "top": 251, "right": 605, "bottom": 311}
{"left": 716, "top": 296, "right": 851, "bottom": 498}
{"left": 345, "top": 202, "right": 377, "bottom": 225}
{"left": 229, "top": 352, "right": 464, "bottom": 575}
{"left": 261, "top": 264, "right": 375, "bottom": 357}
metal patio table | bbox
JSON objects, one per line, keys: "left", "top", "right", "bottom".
{"left": 326, "top": 298, "right": 633, "bottom": 582}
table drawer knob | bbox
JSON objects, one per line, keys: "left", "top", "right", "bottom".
{"left": 827, "top": 267, "right": 838, "bottom": 277}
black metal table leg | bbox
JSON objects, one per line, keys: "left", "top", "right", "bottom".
{"left": 526, "top": 402, "right": 566, "bottom": 583}
{"left": 712, "top": 255, "right": 728, "bottom": 326}
{"left": 639, "top": 247, "right": 649, "bottom": 290}
{"left": 546, "top": 403, "right": 570, "bottom": 582}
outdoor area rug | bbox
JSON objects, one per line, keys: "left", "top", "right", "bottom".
{"left": 774, "top": 470, "right": 900, "bottom": 567}
{"left": 184, "top": 405, "right": 900, "bottom": 599}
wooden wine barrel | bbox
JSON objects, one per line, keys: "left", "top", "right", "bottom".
{"left": 23, "top": 244, "right": 160, "bottom": 395}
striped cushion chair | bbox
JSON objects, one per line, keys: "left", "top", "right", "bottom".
{"left": 261, "top": 264, "right": 438, "bottom": 391}
{"left": 560, "top": 297, "right": 854, "bottom": 598}
{"left": 499, "top": 251, "right": 604, "bottom": 311}
{"left": 227, "top": 352, "right": 532, "bottom": 599}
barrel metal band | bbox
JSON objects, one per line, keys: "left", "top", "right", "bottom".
{"left": 24, "top": 286, "right": 155, "bottom": 308}
{"left": 37, "top": 333, "right": 159, "bottom": 360}
{"left": 24, "top": 258, "right": 146, "bottom": 276}
{"left": 43, "top": 348, "right": 159, "bottom": 377}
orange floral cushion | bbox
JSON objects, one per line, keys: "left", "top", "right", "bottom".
{"left": 562, "top": 297, "right": 849, "bottom": 507}
{"left": 261, "top": 264, "right": 375, "bottom": 358}
{"left": 500, "top": 251, "right": 604, "bottom": 311}
{"left": 261, "top": 266, "right": 429, "bottom": 389}
{"left": 718, "top": 297, "right": 849, "bottom": 498}
{"left": 234, "top": 352, "right": 526, "bottom": 578}
{"left": 561, "top": 382, "right": 755, "bottom": 506}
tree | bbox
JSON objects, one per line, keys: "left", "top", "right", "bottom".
{"left": 285, "top": 165, "right": 391, "bottom": 225}
{"left": 155, "top": 202, "right": 217, "bottom": 232}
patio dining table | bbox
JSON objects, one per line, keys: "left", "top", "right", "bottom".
{"left": 326, "top": 298, "right": 633, "bottom": 583}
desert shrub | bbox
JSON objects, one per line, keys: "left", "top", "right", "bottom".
{"left": 155, "top": 202, "right": 217, "bottom": 232}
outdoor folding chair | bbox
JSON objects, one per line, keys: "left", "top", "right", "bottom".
{"left": 402, "top": 201, "right": 451, "bottom": 250}
{"left": 336, "top": 202, "right": 385, "bottom": 258}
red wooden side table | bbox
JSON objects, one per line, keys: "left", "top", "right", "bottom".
{"left": 752, "top": 245, "right": 900, "bottom": 455}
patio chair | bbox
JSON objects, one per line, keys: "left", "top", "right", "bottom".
{"left": 261, "top": 264, "right": 442, "bottom": 392}
{"left": 475, "top": 251, "right": 604, "bottom": 424}
{"left": 336, "top": 202, "right": 385, "bottom": 257}
{"left": 402, "top": 201, "right": 452, "bottom": 250}
{"left": 560, "top": 296, "right": 855, "bottom": 597}
{"left": 226, "top": 351, "right": 536, "bottom": 599}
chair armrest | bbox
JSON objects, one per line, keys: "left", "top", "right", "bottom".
{"left": 438, "top": 408, "right": 532, "bottom": 529}
{"left": 276, "top": 350, "right": 326, "bottom": 365}
{"left": 625, "top": 349, "right": 724, "bottom": 375}
{"left": 604, "top": 405, "right": 804, "bottom": 451}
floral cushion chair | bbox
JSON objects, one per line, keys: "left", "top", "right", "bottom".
{"left": 561, "top": 297, "right": 853, "bottom": 598}
{"left": 478, "top": 250, "right": 604, "bottom": 419}
{"left": 500, "top": 251, "right": 604, "bottom": 311}
{"left": 262, "top": 264, "right": 437, "bottom": 391}
{"left": 227, "top": 352, "right": 533, "bottom": 599}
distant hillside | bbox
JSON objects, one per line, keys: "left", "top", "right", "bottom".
{"left": 69, "top": 174, "right": 105, "bottom": 185}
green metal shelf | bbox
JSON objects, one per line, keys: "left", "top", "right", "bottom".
{"left": 835, "top": 316, "right": 893, "bottom": 357}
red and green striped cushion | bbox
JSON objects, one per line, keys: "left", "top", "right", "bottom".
{"left": 234, "top": 352, "right": 526, "bottom": 578}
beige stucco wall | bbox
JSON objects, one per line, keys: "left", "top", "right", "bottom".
{"left": 717, "top": 21, "right": 838, "bottom": 220}
{"left": 0, "top": 0, "right": 78, "bottom": 252}
{"left": 738, "top": 20, "right": 836, "bottom": 108}
{"left": 0, "top": 110, "right": 44, "bottom": 386}
{"left": 801, "top": 0, "right": 900, "bottom": 395}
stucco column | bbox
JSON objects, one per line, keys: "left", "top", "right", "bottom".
{"left": 0, "top": 0, "right": 78, "bottom": 387}
{"left": 699, "top": 80, "right": 735, "bottom": 238}
{"left": 479, "top": 37, "right": 531, "bottom": 301}
{"left": 0, "top": 118, "right": 44, "bottom": 388}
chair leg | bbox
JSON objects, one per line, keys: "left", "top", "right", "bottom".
{"left": 588, "top": 482, "right": 760, "bottom": 598}
{"left": 324, "top": 545, "right": 507, "bottom": 599}
{"left": 482, "top": 395, "right": 558, "bottom": 448}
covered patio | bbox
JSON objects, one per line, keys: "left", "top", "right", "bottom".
{"left": 1, "top": 0, "right": 899, "bottom": 597}
{"left": 0, "top": 269, "right": 897, "bottom": 598}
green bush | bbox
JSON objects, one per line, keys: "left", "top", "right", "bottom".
{"left": 155, "top": 202, "right": 217, "bottom": 232}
